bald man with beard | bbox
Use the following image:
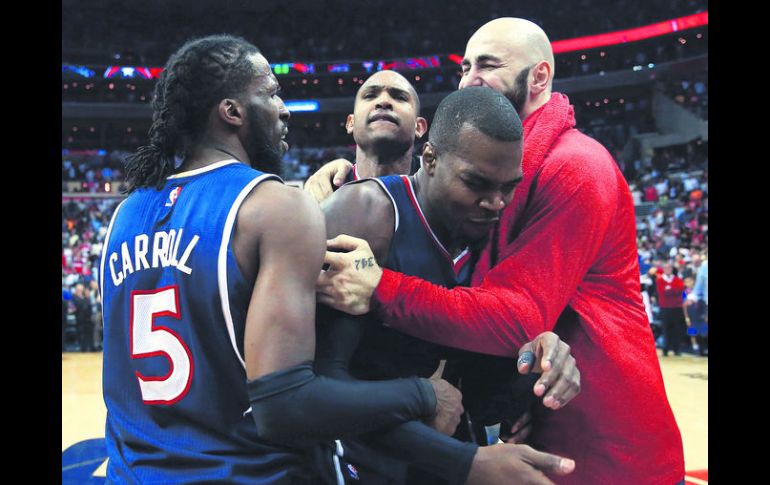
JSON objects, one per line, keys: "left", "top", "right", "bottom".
{"left": 309, "top": 18, "right": 685, "bottom": 485}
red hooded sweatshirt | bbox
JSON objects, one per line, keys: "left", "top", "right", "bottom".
{"left": 374, "top": 93, "right": 684, "bottom": 484}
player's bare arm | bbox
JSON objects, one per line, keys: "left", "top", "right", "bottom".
{"left": 235, "top": 180, "right": 323, "bottom": 377}
{"left": 319, "top": 180, "right": 464, "bottom": 435}
{"left": 238, "top": 181, "right": 445, "bottom": 445}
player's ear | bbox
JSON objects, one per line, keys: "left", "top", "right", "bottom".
{"left": 422, "top": 142, "right": 437, "bottom": 175}
{"left": 414, "top": 117, "right": 428, "bottom": 139}
{"left": 345, "top": 114, "right": 355, "bottom": 135}
{"left": 218, "top": 99, "right": 245, "bottom": 127}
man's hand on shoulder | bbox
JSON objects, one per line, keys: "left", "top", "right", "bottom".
{"left": 304, "top": 158, "right": 353, "bottom": 203}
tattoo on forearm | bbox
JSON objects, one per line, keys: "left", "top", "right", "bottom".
{"left": 354, "top": 257, "right": 375, "bottom": 270}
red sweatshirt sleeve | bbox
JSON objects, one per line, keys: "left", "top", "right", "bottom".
{"left": 375, "top": 146, "right": 620, "bottom": 356}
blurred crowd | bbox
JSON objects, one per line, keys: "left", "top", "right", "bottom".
{"left": 63, "top": 0, "right": 706, "bottom": 65}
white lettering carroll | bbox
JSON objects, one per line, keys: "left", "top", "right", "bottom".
{"left": 110, "top": 252, "right": 123, "bottom": 286}
{"left": 176, "top": 235, "right": 199, "bottom": 275}
{"left": 135, "top": 234, "right": 150, "bottom": 271}
{"left": 152, "top": 232, "right": 169, "bottom": 268}
{"left": 108, "top": 228, "right": 200, "bottom": 286}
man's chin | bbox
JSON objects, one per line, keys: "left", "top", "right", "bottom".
{"left": 464, "top": 231, "right": 492, "bottom": 253}
{"left": 369, "top": 137, "right": 412, "bottom": 160}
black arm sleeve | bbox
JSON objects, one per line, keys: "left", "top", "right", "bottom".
{"left": 247, "top": 361, "right": 436, "bottom": 446}
{"left": 363, "top": 420, "right": 478, "bottom": 485}
{"left": 311, "top": 306, "right": 478, "bottom": 482}
{"left": 444, "top": 351, "right": 539, "bottom": 445}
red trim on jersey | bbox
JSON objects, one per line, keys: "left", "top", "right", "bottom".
{"left": 129, "top": 285, "right": 194, "bottom": 406}
{"left": 352, "top": 164, "right": 359, "bottom": 181}
{"left": 452, "top": 251, "right": 472, "bottom": 276}
{"left": 401, "top": 176, "right": 470, "bottom": 274}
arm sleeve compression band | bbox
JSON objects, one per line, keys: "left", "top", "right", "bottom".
{"left": 247, "top": 360, "right": 436, "bottom": 446}
{"left": 365, "top": 420, "right": 477, "bottom": 485}
{"left": 312, "top": 307, "right": 477, "bottom": 482}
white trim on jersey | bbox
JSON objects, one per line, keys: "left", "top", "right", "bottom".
{"left": 167, "top": 159, "right": 239, "bottom": 179}
{"left": 333, "top": 440, "right": 345, "bottom": 485}
{"left": 217, "top": 173, "right": 281, "bottom": 370}
{"left": 99, "top": 198, "right": 128, "bottom": 316}
{"left": 367, "top": 177, "right": 400, "bottom": 233}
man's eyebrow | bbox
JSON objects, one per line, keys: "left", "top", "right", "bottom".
{"left": 386, "top": 86, "right": 410, "bottom": 98}
{"left": 461, "top": 54, "right": 503, "bottom": 67}
{"left": 476, "top": 54, "right": 503, "bottom": 64}
{"left": 359, "top": 84, "right": 381, "bottom": 94}
{"left": 462, "top": 170, "right": 523, "bottom": 186}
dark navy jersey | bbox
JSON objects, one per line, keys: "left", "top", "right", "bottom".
{"left": 346, "top": 175, "right": 537, "bottom": 442}
{"left": 348, "top": 175, "right": 472, "bottom": 380}
{"left": 343, "top": 154, "right": 421, "bottom": 185}
{"left": 100, "top": 160, "right": 311, "bottom": 484}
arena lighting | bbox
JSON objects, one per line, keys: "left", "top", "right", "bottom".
{"left": 101, "top": 65, "right": 163, "bottom": 79}
{"left": 284, "top": 100, "right": 319, "bottom": 112}
{"left": 328, "top": 63, "right": 350, "bottom": 73}
{"left": 103, "top": 66, "right": 121, "bottom": 78}
{"left": 447, "top": 54, "right": 464, "bottom": 65}
{"left": 293, "top": 63, "right": 314, "bottom": 73}
{"left": 63, "top": 65, "right": 96, "bottom": 78}
{"left": 550, "top": 11, "right": 707, "bottom": 54}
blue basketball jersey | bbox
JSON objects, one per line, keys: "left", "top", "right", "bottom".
{"left": 100, "top": 160, "right": 309, "bottom": 484}
{"left": 348, "top": 175, "right": 472, "bottom": 380}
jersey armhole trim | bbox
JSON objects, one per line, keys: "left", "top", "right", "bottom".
{"left": 364, "top": 177, "right": 399, "bottom": 233}
{"left": 217, "top": 173, "right": 282, "bottom": 370}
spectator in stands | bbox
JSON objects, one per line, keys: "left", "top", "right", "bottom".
{"left": 654, "top": 262, "right": 686, "bottom": 356}
{"left": 692, "top": 251, "right": 708, "bottom": 354}
{"left": 62, "top": 290, "right": 71, "bottom": 351}
{"left": 73, "top": 283, "right": 95, "bottom": 352}
{"left": 89, "top": 279, "right": 103, "bottom": 351}
{"left": 683, "top": 276, "right": 707, "bottom": 356}
{"left": 644, "top": 183, "right": 659, "bottom": 202}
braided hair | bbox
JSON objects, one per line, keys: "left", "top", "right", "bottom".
{"left": 123, "top": 35, "right": 260, "bottom": 192}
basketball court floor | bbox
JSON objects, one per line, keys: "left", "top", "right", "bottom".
{"left": 62, "top": 351, "right": 707, "bottom": 483}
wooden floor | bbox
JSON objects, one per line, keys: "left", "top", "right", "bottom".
{"left": 62, "top": 350, "right": 707, "bottom": 480}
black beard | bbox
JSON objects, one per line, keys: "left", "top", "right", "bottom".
{"left": 506, "top": 66, "right": 532, "bottom": 115}
{"left": 250, "top": 141, "right": 284, "bottom": 176}
{"left": 246, "top": 104, "right": 285, "bottom": 176}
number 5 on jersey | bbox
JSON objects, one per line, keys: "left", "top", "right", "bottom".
{"left": 130, "top": 286, "right": 193, "bottom": 405}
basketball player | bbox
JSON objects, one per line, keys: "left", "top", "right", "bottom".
{"left": 316, "top": 87, "right": 577, "bottom": 484}
{"left": 100, "top": 35, "right": 465, "bottom": 484}
{"left": 303, "top": 69, "right": 425, "bottom": 202}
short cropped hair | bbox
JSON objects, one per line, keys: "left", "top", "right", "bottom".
{"left": 428, "top": 86, "right": 523, "bottom": 153}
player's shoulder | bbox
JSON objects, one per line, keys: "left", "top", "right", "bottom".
{"left": 241, "top": 179, "right": 322, "bottom": 228}
{"left": 322, "top": 177, "right": 394, "bottom": 215}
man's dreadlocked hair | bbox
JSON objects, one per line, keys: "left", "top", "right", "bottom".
{"left": 123, "top": 35, "right": 260, "bottom": 193}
